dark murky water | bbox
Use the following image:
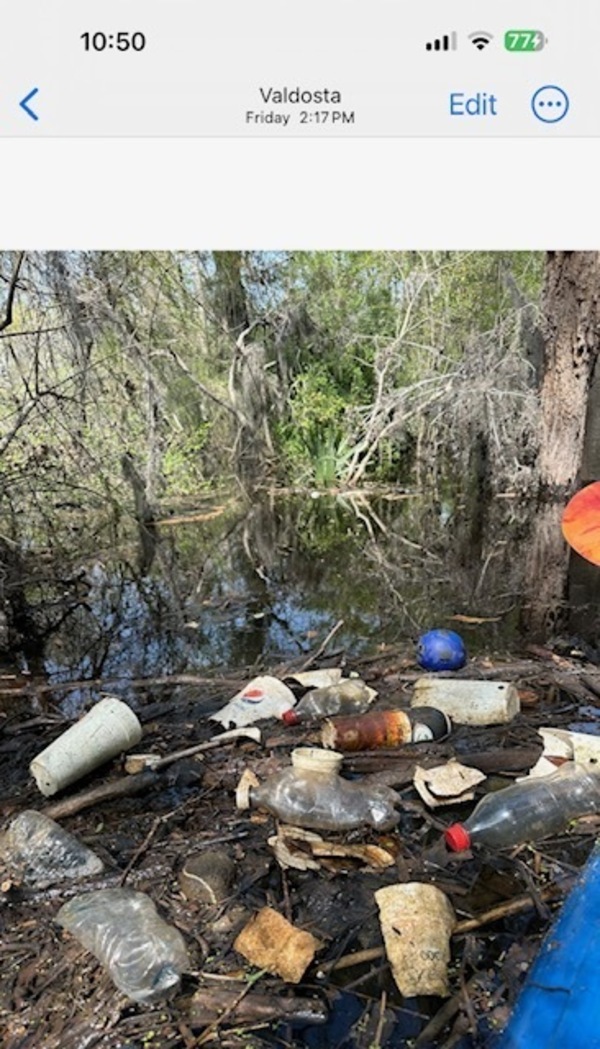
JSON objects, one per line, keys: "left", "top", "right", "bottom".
{"left": 22, "top": 489, "right": 531, "bottom": 712}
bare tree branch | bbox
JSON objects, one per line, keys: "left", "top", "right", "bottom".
{"left": 151, "top": 347, "right": 245, "bottom": 423}
{"left": 0, "top": 251, "right": 25, "bottom": 333}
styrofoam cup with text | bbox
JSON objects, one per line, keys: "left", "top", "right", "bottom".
{"left": 30, "top": 697, "right": 143, "bottom": 797}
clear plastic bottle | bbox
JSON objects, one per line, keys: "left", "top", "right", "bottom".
{"left": 236, "top": 746, "right": 400, "bottom": 831}
{"left": 445, "top": 766, "right": 600, "bottom": 852}
{"left": 281, "top": 679, "right": 374, "bottom": 725}
{"left": 0, "top": 810, "right": 104, "bottom": 888}
{"left": 57, "top": 888, "right": 189, "bottom": 1002}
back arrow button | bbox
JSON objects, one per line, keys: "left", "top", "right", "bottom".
{"left": 20, "top": 88, "right": 40, "bottom": 121}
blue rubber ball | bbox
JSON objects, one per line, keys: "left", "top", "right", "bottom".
{"left": 416, "top": 629, "right": 467, "bottom": 671}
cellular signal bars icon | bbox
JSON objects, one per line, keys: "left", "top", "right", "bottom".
{"left": 425, "top": 32, "right": 458, "bottom": 52}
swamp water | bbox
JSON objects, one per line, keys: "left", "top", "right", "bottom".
{"left": 25, "top": 489, "right": 531, "bottom": 715}
{"left": 16, "top": 488, "right": 532, "bottom": 713}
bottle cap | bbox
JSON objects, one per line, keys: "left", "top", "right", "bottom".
{"left": 444, "top": 823, "right": 472, "bottom": 851}
{"left": 410, "top": 707, "right": 452, "bottom": 742}
{"left": 281, "top": 709, "right": 300, "bottom": 725}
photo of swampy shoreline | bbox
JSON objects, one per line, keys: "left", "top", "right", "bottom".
{"left": 3, "top": 251, "right": 600, "bottom": 1049}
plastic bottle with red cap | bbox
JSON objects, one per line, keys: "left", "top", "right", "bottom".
{"left": 282, "top": 678, "right": 374, "bottom": 726}
{"left": 445, "top": 765, "right": 600, "bottom": 852}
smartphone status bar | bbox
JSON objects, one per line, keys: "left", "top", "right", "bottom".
{"left": 1, "top": 1, "right": 597, "bottom": 136}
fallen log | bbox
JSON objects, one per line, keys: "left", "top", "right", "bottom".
{"left": 342, "top": 746, "right": 542, "bottom": 779}
{"left": 42, "top": 770, "right": 160, "bottom": 820}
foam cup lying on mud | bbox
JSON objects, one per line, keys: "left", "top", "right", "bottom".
{"left": 30, "top": 696, "right": 142, "bottom": 796}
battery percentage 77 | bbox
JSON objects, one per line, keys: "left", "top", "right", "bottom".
{"left": 504, "top": 30, "right": 546, "bottom": 52}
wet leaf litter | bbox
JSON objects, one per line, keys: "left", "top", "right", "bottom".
{"left": 3, "top": 639, "right": 600, "bottom": 1048}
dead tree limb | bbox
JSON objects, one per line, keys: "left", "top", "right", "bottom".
{"left": 42, "top": 770, "right": 160, "bottom": 820}
{"left": 0, "top": 252, "right": 25, "bottom": 333}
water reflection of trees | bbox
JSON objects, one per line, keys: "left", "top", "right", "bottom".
{"left": 33, "top": 488, "right": 532, "bottom": 701}
{"left": 2, "top": 250, "right": 600, "bottom": 657}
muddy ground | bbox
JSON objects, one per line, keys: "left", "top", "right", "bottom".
{"left": 1, "top": 644, "right": 600, "bottom": 1049}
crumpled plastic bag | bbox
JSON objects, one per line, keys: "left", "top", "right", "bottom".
{"left": 209, "top": 676, "right": 295, "bottom": 728}
{"left": 284, "top": 668, "right": 343, "bottom": 689}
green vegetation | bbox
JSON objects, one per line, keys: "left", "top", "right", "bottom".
{"left": 0, "top": 251, "right": 544, "bottom": 552}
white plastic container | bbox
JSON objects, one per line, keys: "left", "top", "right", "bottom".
{"left": 411, "top": 678, "right": 520, "bottom": 725}
{"left": 30, "top": 697, "right": 143, "bottom": 796}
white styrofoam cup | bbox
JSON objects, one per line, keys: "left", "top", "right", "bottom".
{"left": 30, "top": 696, "right": 143, "bottom": 796}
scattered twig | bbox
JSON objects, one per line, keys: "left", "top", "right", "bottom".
{"left": 119, "top": 814, "right": 163, "bottom": 885}
{"left": 453, "top": 882, "right": 567, "bottom": 934}
{"left": 194, "top": 969, "right": 268, "bottom": 1046}
{"left": 0, "top": 251, "right": 24, "bottom": 333}
{"left": 0, "top": 672, "right": 245, "bottom": 699}
{"left": 296, "top": 619, "right": 345, "bottom": 672}
{"left": 414, "top": 974, "right": 480, "bottom": 1048}
{"left": 280, "top": 862, "right": 292, "bottom": 924}
{"left": 458, "top": 967, "right": 478, "bottom": 1037}
{"left": 318, "top": 946, "right": 384, "bottom": 975}
{"left": 155, "top": 506, "right": 228, "bottom": 527}
{"left": 341, "top": 961, "right": 390, "bottom": 994}
{"left": 373, "top": 989, "right": 387, "bottom": 1048}
{"left": 186, "top": 985, "right": 327, "bottom": 1029}
{"left": 581, "top": 674, "right": 600, "bottom": 700}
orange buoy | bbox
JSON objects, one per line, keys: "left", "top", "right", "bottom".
{"left": 562, "top": 481, "right": 600, "bottom": 566}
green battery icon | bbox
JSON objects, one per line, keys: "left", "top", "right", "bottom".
{"left": 504, "top": 30, "right": 546, "bottom": 51}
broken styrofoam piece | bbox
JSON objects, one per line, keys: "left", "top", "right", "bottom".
{"left": 233, "top": 906, "right": 321, "bottom": 983}
{"left": 267, "top": 824, "right": 395, "bottom": 873}
{"left": 412, "top": 678, "right": 520, "bottom": 725}
{"left": 521, "top": 727, "right": 600, "bottom": 780}
{"left": 209, "top": 676, "right": 296, "bottom": 728}
{"left": 413, "top": 760, "right": 486, "bottom": 808}
{"left": 30, "top": 697, "right": 143, "bottom": 797}
{"left": 284, "top": 668, "right": 343, "bottom": 689}
{"left": 375, "top": 883, "right": 456, "bottom": 997}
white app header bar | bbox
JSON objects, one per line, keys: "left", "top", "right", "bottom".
{"left": 1, "top": 1, "right": 597, "bottom": 137}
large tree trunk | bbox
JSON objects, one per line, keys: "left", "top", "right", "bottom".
{"left": 524, "top": 252, "right": 600, "bottom": 639}
{"left": 213, "top": 252, "right": 250, "bottom": 335}
{"left": 537, "top": 252, "right": 600, "bottom": 490}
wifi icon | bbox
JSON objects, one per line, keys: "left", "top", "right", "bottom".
{"left": 469, "top": 31, "right": 493, "bottom": 51}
